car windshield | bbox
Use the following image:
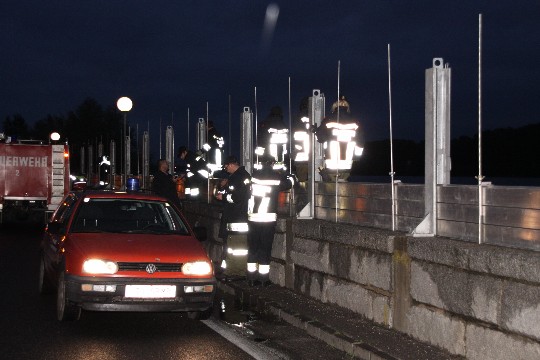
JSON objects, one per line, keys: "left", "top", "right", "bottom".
{"left": 70, "top": 198, "right": 190, "bottom": 235}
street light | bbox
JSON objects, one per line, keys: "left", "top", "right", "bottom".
{"left": 50, "top": 132, "right": 61, "bottom": 143}
{"left": 117, "top": 97, "right": 133, "bottom": 189}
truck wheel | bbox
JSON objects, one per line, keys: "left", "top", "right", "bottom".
{"left": 38, "top": 254, "right": 53, "bottom": 294}
{"left": 57, "top": 271, "right": 81, "bottom": 321}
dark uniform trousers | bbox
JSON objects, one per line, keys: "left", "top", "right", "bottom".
{"left": 246, "top": 221, "right": 276, "bottom": 282}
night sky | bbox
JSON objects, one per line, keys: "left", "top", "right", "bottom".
{"left": 2, "top": 1, "right": 540, "bottom": 155}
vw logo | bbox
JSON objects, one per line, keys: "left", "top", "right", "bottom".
{"left": 146, "top": 263, "right": 157, "bottom": 274}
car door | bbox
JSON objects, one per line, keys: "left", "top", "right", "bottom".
{"left": 42, "top": 193, "right": 78, "bottom": 275}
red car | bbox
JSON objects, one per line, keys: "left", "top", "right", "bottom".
{"left": 39, "top": 190, "right": 215, "bottom": 321}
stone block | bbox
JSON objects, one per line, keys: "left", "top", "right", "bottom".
{"left": 405, "top": 305, "right": 466, "bottom": 356}
{"left": 323, "top": 277, "right": 373, "bottom": 319}
{"left": 372, "top": 294, "right": 392, "bottom": 327}
{"left": 470, "top": 247, "right": 540, "bottom": 284}
{"left": 408, "top": 236, "right": 471, "bottom": 269}
{"left": 410, "top": 261, "right": 502, "bottom": 325}
{"left": 270, "top": 261, "right": 285, "bottom": 287}
{"left": 349, "top": 248, "right": 392, "bottom": 291}
{"left": 271, "top": 232, "right": 286, "bottom": 260}
{"left": 293, "top": 219, "right": 321, "bottom": 239}
{"left": 294, "top": 266, "right": 324, "bottom": 299}
{"left": 275, "top": 217, "right": 287, "bottom": 233}
{"left": 501, "top": 281, "right": 540, "bottom": 341}
{"left": 290, "top": 237, "right": 329, "bottom": 273}
{"left": 465, "top": 323, "right": 540, "bottom": 360}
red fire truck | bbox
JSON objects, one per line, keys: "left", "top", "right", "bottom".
{"left": 0, "top": 141, "right": 70, "bottom": 223}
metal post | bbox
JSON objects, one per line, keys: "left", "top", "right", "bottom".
{"left": 165, "top": 126, "right": 174, "bottom": 174}
{"left": 388, "top": 44, "right": 396, "bottom": 231}
{"left": 335, "top": 61, "right": 340, "bottom": 223}
{"left": 413, "top": 58, "right": 452, "bottom": 237}
{"left": 142, "top": 131, "right": 149, "bottom": 190}
{"left": 110, "top": 140, "right": 116, "bottom": 189}
{"left": 297, "top": 89, "right": 325, "bottom": 219}
{"left": 80, "top": 146, "right": 85, "bottom": 175}
{"left": 123, "top": 113, "right": 127, "bottom": 189}
{"left": 197, "top": 118, "right": 206, "bottom": 152}
{"left": 477, "top": 14, "right": 485, "bottom": 244}
{"left": 87, "top": 144, "right": 94, "bottom": 185}
{"left": 125, "top": 132, "right": 130, "bottom": 178}
{"left": 240, "top": 107, "right": 254, "bottom": 175}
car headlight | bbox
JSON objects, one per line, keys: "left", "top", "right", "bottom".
{"left": 182, "top": 261, "right": 212, "bottom": 276}
{"left": 83, "top": 259, "right": 118, "bottom": 274}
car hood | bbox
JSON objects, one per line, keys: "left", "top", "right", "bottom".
{"left": 67, "top": 232, "right": 209, "bottom": 263}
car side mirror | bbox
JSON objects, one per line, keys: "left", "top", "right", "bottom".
{"left": 193, "top": 226, "right": 207, "bottom": 242}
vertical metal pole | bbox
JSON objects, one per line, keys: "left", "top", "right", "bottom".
{"left": 388, "top": 44, "right": 396, "bottom": 231}
{"left": 335, "top": 61, "right": 340, "bottom": 223}
{"left": 80, "top": 146, "right": 85, "bottom": 175}
{"left": 228, "top": 95, "right": 232, "bottom": 155}
{"left": 240, "top": 107, "right": 254, "bottom": 174}
{"left": 123, "top": 113, "right": 127, "bottom": 189}
{"left": 126, "top": 127, "right": 130, "bottom": 178}
{"left": 206, "top": 101, "right": 210, "bottom": 204}
{"left": 159, "top": 118, "right": 162, "bottom": 159}
{"left": 110, "top": 140, "right": 116, "bottom": 189}
{"left": 187, "top": 108, "right": 190, "bottom": 150}
{"left": 165, "top": 126, "right": 174, "bottom": 174}
{"left": 136, "top": 124, "right": 139, "bottom": 175}
{"left": 88, "top": 144, "right": 94, "bottom": 184}
{"left": 142, "top": 131, "right": 149, "bottom": 190}
{"left": 288, "top": 76, "right": 293, "bottom": 216}
{"left": 254, "top": 87, "right": 258, "bottom": 152}
{"left": 477, "top": 14, "right": 485, "bottom": 244}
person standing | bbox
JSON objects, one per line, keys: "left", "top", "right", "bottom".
{"left": 152, "top": 159, "right": 183, "bottom": 211}
{"left": 256, "top": 106, "right": 289, "bottom": 170}
{"left": 246, "top": 156, "right": 294, "bottom": 287}
{"left": 215, "top": 156, "right": 251, "bottom": 277}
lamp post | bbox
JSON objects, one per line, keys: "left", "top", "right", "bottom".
{"left": 117, "top": 96, "right": 133, "bottom": 189}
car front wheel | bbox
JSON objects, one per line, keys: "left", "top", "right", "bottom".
{"left": 57, "top": 271, "right": 81, "bottom": 321}
{"left": 38, "top": 254, "right": 53, "bottom": 294}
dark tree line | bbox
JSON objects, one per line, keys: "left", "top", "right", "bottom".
{"left": 2, "top": 98, "right": 125, "bottom": 174}
{"left": 4, "top": 98, "right": 539, "bottom": 179}
{"left": 353, "top": 123, "right": 540, "bottom": 178}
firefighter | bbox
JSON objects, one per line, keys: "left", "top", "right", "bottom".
{"left": 256, "top": 106, "right": 289, "bottom": 171}
{"left": 214, "top": 156, "right": 251, "bottom": 278}
{"left": 314, "top": 95, "right": 364, "bottom": 181}
{"left": 201, "top": 121, "right": 225, "bottom": 176}
{"left": 180, "top": 147, "right": 207, "bottom": 199}
{"left": 246, "top": 155, "right": 294, "bottom": 287}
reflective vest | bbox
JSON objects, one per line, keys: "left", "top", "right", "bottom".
{"left": 322, "top": 122, "right": 363, "bottom": 170}
{"left": 248, "top": 167, "right": 293, "bottom": 222}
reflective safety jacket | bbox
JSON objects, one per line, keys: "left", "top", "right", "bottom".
{"left": 220, "top": 166, "right": 251, "bottom": 233}
{"left": 314, "top": 110, "right": 364, "bottom": 171}
{"left": 293, "top": 116, "right": 311, "bottom": 162}
{"left": 257, "top": 113, "right": 289, "bottom": 170}
{"left": 202, "top": 130, "right": 225, "bottom": 176}
{"left": 248, "top": 165, "right": 293, "bottom": 223}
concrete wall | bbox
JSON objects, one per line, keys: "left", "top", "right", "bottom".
{"left": 184, "top": 199, "right": 540, "bottom": 359}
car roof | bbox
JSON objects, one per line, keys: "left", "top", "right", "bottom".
{"left": 72, "top": 190, "right": 168, "bottom": 202}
